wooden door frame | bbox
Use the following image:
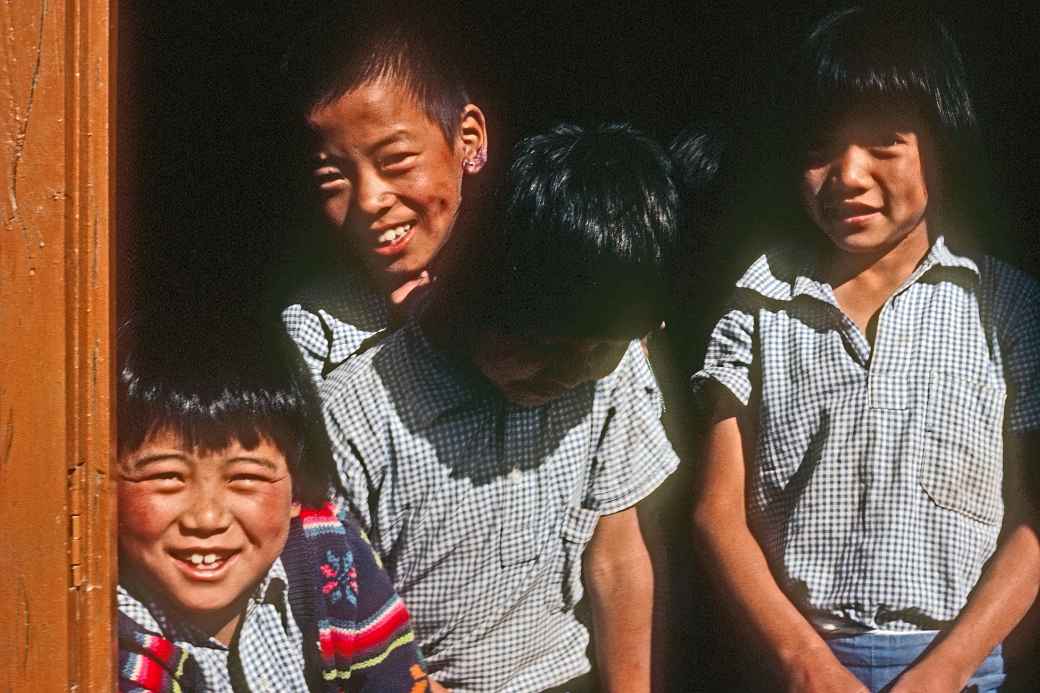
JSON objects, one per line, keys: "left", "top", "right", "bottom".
{"left": 0, "top": 0, "right": 114, "bottom": 689}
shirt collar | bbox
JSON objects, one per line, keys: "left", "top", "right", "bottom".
{"left": 736, "top": 234, "right": 979, "bottom": 303}
{"left": 117, "top": 558, "right": 290, "bottom": 649}
{"left": 292, "top": 265, "right": 390, "bottom": 364}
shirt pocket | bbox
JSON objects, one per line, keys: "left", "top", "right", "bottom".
{"left": 545, "top": 506, "right": 600, "bottom": 610}
{"left": 919, "top": 371, "right": 1006, "bottom": 526}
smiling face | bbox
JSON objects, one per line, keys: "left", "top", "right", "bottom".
{"left": 801, "top": 111, "right": 931, "bottom": 256}
{"left": 471, "top": 332, "right": 630, "bottom": 408}
{"left": 117, "top": 429, "right": 299, "bottom": 642}
{"left": 306, "top": 79, "right": 486, "bottom": 292}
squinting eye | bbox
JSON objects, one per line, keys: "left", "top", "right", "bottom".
{"left": 144, "top": 472, "right": 185, "bottom": 488}
{"left": 314, "top": 169, "right": 349, "bottom": 190}
{"left": 868, "top": 132, "right": 902, "bottom": 149}
{"left": 379, "top": 152, "right": 417, "bottom": 170}
{"left": 228, "top": 475, "right": 272, "bottom": 490}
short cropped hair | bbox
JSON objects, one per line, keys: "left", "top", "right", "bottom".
{"left": 282, "top": 2, "right": 470, "bottom": 142}
{"left": 455, "top": 122, "right": 679, "bottom": 340}
{"left": 670, "top": 124, "right": 728, "bottom": 238}
{"left": 117, "top": 313, "right": 332, "bottom": 506}
{"left": 789, "top": 4, "right": 988, "bottom": 236}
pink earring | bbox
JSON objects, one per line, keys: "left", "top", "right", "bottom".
{"left": 462, "top": 148, "right": 487, "bottom": 173}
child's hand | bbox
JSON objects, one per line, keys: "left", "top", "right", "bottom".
{"left": 389, "top": 270, "right": 431, "bottom": 307}
{"left": 886, "top": 661, "right": 967, "bottom": 693}
{"left": 427, "top": 678, "right": 451, "bottom": 693}
{"left": 782, "top": 649, "right": 868, "bottom": 693}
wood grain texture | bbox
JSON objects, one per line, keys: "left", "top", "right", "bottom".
{"left": 0, "top": 0, "right": 114, "bottom": 689}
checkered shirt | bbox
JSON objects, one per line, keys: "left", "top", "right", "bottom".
{"left": 692, "top": 235, "right": 1040, "bottom": 632}
{"left": 320, "top": 320, "right": 679, "bottom": 692}
{"left": 117, "top": 558, "right": 309, "bottom": 692}
{"left": 282, "top": 266, "right": 390, "bottom": 385}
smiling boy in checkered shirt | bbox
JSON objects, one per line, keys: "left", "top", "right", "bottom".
{"left": 690, "top": 6, "right": 1040, "bottom": 692}
{"left": 321, "top": 122, "right": 681, "bottom": 692}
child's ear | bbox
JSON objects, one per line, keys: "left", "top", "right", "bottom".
{"left": 290, "top": 501, "right": 301, "bottom": 518}
{"left": 458, "top": 103, "right": 488, "bottom": 175}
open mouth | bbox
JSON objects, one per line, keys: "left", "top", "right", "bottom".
{"left": 371, "top": 222, "right": 416, "bottom": 255}
{"left": 170, "top": 549, "right": 239, "bottom": 578}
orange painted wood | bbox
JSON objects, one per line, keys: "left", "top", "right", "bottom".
{"left": 0, "top": 0, "right": 114, "bottom": 689}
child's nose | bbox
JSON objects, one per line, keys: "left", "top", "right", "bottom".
{"left": 355, "top": 169, "right": 394, "bottom": 216}
{"left": 833, "top": 145, "right": 871, "bottom": 190}
{"left": 180, "top": 489, "right": 232, "bottom": 534}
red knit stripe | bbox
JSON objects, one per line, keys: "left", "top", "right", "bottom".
{"left": 318, "top": 598, "right": 410, "bottom": 659}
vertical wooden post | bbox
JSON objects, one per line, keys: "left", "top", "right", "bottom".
{"left": 0, "top": 0, "right": 114, "bottom": 690}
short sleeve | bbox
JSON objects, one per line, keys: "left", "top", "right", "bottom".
{"left": 584, "top": 341, "right": 680, "bottom": 514}
{"left": 282, "top": 303, "right": 331, "bottom": 386}
{"left": 1003, "top": 276, "right": 1040, "bottom": 433}
{"left": 689, "top": 298, "right": 756, "bottom": 407}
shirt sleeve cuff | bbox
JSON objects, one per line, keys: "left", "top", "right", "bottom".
{"left": 690, "top": 365, "right": 752, "bottom": 407}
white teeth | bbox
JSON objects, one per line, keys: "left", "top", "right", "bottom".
{"left": 185, "top": 552, "right": 221, "bottom": 567}
{"left": 377, "top": 224, "right": 412, "bottom": 244}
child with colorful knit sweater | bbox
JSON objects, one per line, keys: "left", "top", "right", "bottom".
{"left": 116, "top": 314, "right": 429, "bottom": 692}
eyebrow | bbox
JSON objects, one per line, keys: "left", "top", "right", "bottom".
{"left": 129, "top": 452, "right": 187, "bottom": 470}
{"left": 225, "top": 456, "right": 279, "bottom": 472}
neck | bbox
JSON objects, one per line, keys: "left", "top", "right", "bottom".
{"left": 122, "top": 571, "right": 247, "bottom": 646}
{"left": 822, "top": 222, "right": 932, "bottom": 294}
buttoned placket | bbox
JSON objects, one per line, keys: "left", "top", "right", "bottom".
{"left": 497, "top": 400, "right": 544, "bottom": 567}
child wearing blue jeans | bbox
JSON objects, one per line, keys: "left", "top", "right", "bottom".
{"left": 115, "top": 315, "right": 429, "bottom": 692}
{"left": 692, "top": 6, "right": 1040, "bottom": 692}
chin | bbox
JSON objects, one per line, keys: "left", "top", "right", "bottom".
{"left": 824, "top": 228, "right": 888, "bottom": 254}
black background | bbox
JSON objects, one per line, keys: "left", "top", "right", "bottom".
{"left": 117, "top": 3, "right": 1040, "bottom": 689}
{"left": 118, "top": 1, "right": 1040, "bottom": 314}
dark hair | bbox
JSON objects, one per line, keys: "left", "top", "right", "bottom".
{"left": 669, "top": 124, "right": 729, "bottom": 244}
{"left": 282, "top": 2, "right": 471, "bottom": 142}
{"left": 443, "top": 122, "right": 679, "bottom": 340}
{"left": 786, "top": 4, "right": 990, "bottom": 242}
{"left": 117, "top": 312, "right": 332, "bottom": 506}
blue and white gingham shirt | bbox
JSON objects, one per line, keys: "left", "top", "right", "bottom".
{"left": 321, "top": 320, "right": 679, "bottom": 692}
{"left": 117, "top": 558, "right": 309, "bottom": 692}
{"left": 693, "top": 235, "right": 1040, "bottom": 632}
{"left": 282, "top": 266, "right": 390, "bottom": 385}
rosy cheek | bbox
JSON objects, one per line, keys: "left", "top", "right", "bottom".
{"left": 117, "top": 484, "right": 170, "bottom": 542}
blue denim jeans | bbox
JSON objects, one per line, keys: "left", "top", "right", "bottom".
{"left": 827, "top": 632, "right": 1005, "bottom": 692}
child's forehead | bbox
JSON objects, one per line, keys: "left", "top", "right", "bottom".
{"left": 120, "top": 426, "right": 288, "bottom": 468}
{"left": 307, "top": 77, "right": 442, "bottom": 137}
{"left": 811, "top": 102, "right": 927, "bottom": 139}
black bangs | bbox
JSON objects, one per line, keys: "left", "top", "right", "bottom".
{"left": 474, "top": 122, "right": 679, "bottom": 340}
{"left": 796, "top": 5, "right": 976, "bottom": 137}
{"left": 117, "top": 312, "right": 332, "bottom": 506}
{"left": 283, "top": 2, "right": 470, "bottom": 143}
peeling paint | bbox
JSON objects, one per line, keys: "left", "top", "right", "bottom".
{"left": 1, "top": 405, "right": 12, "bottom": 468}
{"left": 91, "top": 213, "right": 98, "bottom": 287}
{"left": 17, "top": 576, "right": 29, "bottom": 671}
{"left": 7, "top": 0, "right": 48, "bottom": 247}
